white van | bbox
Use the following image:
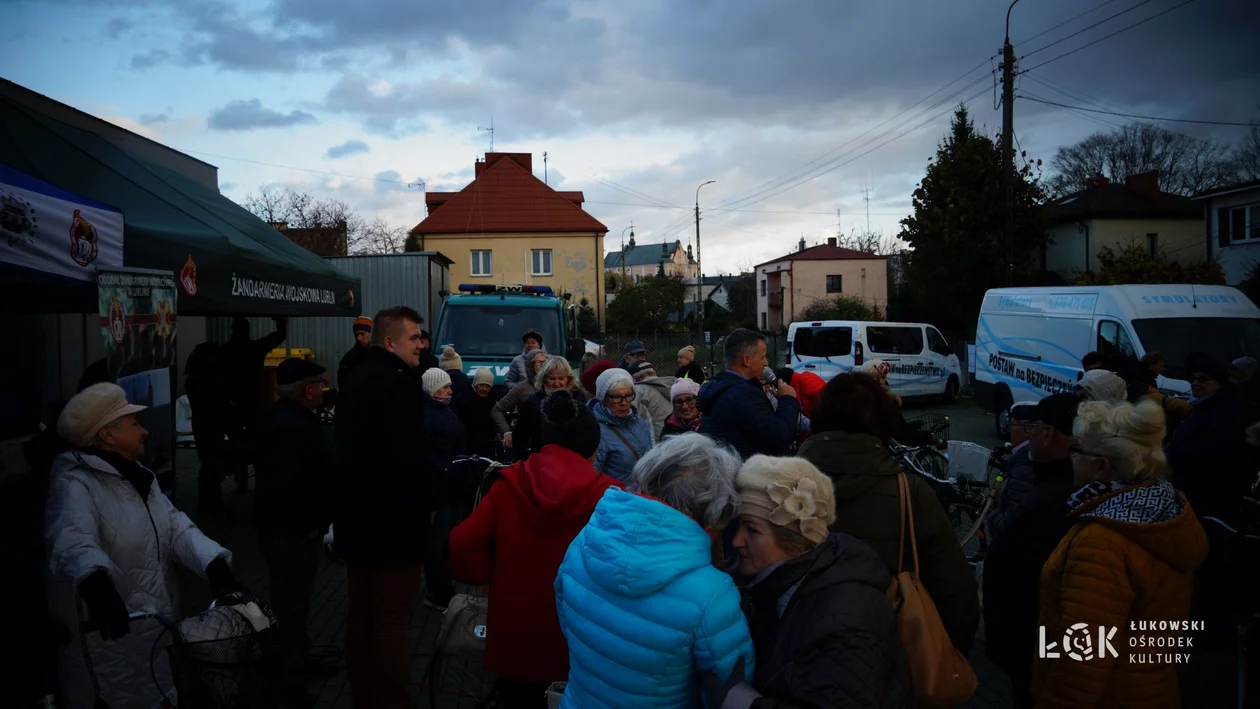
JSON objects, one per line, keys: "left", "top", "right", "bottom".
{"left": 785, "top": 320, "right": 964, "bottom": 400}
{"left": 974, "top": 284, "right": 1260, "bottom": 436}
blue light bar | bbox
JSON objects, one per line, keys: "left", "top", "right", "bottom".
{"left": 456, "top": 284, "right": 555, "bottom": 296}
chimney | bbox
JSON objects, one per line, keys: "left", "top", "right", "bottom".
{"left": 628, "top": 235, "right": 635, "bottom": 248}
{"left": 798, "top": 236, "right": 806, "bottom": 252}
{"left": 827, "top": 236, "right": 838, "bottom": 247}
{"left": 1086, "top": 174, "right": 1110, "bottom": 188}
{"left": 1125, "top": 170, "right": 1160, "bottom": 199}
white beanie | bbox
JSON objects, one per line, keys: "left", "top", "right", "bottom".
{"left": 472, "top": 367, "right": 495, "bottom": 388}
{"left": 595, "top": 367, "right": 634, "bottom": 402}
{"left": 422, "top": 367, "right": 452, "bottom": 397}
{"left": 58, "top": 382, "right": 147, "bottom": 448}
{"left": 1076, "top": 369, "right": 1127, "bottom": 405}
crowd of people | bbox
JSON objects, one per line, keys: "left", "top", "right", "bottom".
{"left": 16, "top": 304, "right": 1257, "bottom": 709}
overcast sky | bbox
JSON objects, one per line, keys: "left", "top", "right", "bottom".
{"left": 5, "top": 0, "right": 1256, "bottom": 274}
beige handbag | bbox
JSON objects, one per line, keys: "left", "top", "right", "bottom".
{"left": 435, "top": 593, "right": 488, "bottom": 660}
{"left": 888, "top": 472, "right": 978, "bottom": 708}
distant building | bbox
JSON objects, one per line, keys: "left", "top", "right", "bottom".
{"left": 410, "top": 152, "right": 609, "bottom": 326}
{"left": 1043, "top": 171, "right": 1203, "bottom": 280}
{"left": 1194, "top": 178, "right": 1260, "bottom": 285}
{"left": 605, "top": 238, "right": 699, "bottom": 282}
{"left": 755, "top": 237, "right": 888, "bottom": 332}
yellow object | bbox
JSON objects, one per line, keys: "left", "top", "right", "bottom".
{"left": 263, "top": 347, "right": 315, "bottom": 368}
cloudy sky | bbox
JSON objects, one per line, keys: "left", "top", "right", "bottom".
{"left": 4, "top": 0, "right": 1256, "bottom": 274}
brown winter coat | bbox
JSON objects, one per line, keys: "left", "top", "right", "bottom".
{"left": 1032, "top": 478, "right": 1207, "bottom": 709}
{"left": 797, "top": 432, "right": 981, "bottom": 654}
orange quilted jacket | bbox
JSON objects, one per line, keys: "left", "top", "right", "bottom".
{"left": 1032, "top": 478, "right": 1207, "bottom": 709}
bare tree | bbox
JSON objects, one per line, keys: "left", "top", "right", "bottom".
{"left": 351, "top": 217, "right": 407, "bottom": 255}
{"left": 1047, "top": 122, "right": 1239, "bottom": 197}
{"left": 238, "top": 186, "right": 405, "bottom": 255}
{"left": 1236, "top": 123, "right": 1260, "bottom": 182}
{"left": 837, "top": 228, "right": 903, "bottom": 255}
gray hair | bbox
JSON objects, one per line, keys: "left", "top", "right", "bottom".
{"left": 724, "top": 328, "right": 765, "bottom": 368}
{"left": 535, "top": 355, "right": 575, "bottom": 391}
{"left": 89, "top": 418, "right": 122, "bottom": 450}
{"left": 629, "top": 432, "right": 741, "bottom": 529}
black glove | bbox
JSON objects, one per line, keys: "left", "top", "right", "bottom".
{"left": 206, "top": 557, "right": 244, "bottom": 599}
{"left": 79, "top": 570, "right": 129, "bottom": 640}
{"left": 700, "top": 658, "right": 760, "bottom": 709}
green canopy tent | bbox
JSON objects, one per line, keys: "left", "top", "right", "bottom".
{"left": 0, "top": 94, "right": 360, "bottom": 317}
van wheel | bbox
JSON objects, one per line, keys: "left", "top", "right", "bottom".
{"left": 943, "top": 376, "right": 959, "bottom": 404}
{"left": 994, "top": 390, "right": 1013, "bottom": 442}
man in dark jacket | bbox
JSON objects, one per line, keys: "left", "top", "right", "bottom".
{"left": 1166, "top": 354, "right": 1250, "bottom": 525}
{"left": 618, "top": 339, "right": 649, "bottom": 371}
{"left": 983, "top": 394, "right": 1079, "bottom": 709}
{"left": 337, "top": 316, "right": 373, "bottom": 393}
{"left": 698, "top": 329, "right": 799, "bottom": 459}
{"left": 987, "top": 400, "right": 1037, "bottom": 527}
{"left": 254, "top": 358, "right": 336, "bottom": 707}
{"left": 332, "top": 306, "right": 434, "bottom": 709}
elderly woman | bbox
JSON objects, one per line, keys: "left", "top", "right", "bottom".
{"left": 555, "top": 433, "right": 755, "bottom": 708}
{"left": 661, "top": 377, "right": 703, "bottom": 437}
{"left": 798, "top": 373, "right": 979, "bottom": 654}
{"left": 704, "top": 455, "right": 913, "bottom": 708}
{"left": 511, "top": 356, "right": 585, "bottom": 459}
{"left": 493, "top": 347, "right": 548, "bottom": 451}
{"left": 590, "top": 367, "right": 653, "bottom": 483}
{"left": 46, "top": 383, "right": 238, "bottom": 709}
{"left": 1033, "top": 400, "right": 1207, "bottom": 708}
{"left": 1075, "top": 368, "right": 1127, "bottom": 404}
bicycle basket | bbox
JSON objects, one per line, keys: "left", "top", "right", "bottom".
{"left": 946, "top": 441, "right": 992, "bottom": 483}
{"left": 167, "top": 595, "right": 279, "bottom": 709}
{"left": 905, "top": 413, "right": 950, "bottom": 443}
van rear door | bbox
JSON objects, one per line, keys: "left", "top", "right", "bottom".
{"left": 790, "top": 324, "right": 853, "bottom": 380}
{"left": 866, "top": 324, "right": 927, "bottom": 396}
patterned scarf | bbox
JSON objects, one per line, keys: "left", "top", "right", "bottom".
{"left": 665, "top": 413, "right": 701, "bottom": 433}
{"left": 1067, "top": 477, "right": 1183, "bottom": 524}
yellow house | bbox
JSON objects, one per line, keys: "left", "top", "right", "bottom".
{"left": 410, "top": 153, "right": 609, "bottom": 327}
{"left": 755, "top": 238, "right": 890, "bottom": 332}
{"left": 1044, "top": 171, "right": 1204, "bottom": 279}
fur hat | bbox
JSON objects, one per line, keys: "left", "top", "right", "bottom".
{"left": 671, "top": 377, "right": 701, "bottom": 402}
{"left": 678, "top": 345, "right": 696, "bottom": 361}
{"left": 595, "top": 367, "right": 635, "bottom": 402}
{"left": 472, "top": 367, "right": 495, "bottom": 388}
{"left": 540, "top": 390, "right": 602, "bottom": 459}
{"left": 58, "top": 382, "right": 148, "bottom": 449}
{"left": 439, "top": 345, "right": 463, "bottom": 372}
{"left": 421, "top": 367, "right": 452, "bottom": 397}
{"left": 352, "top": 316, "right": 373, "bottom": 334}
{"left": 735, "top": 455, "right": 836, "bottom": 544}
{"left": 1076, "top": 369, "right": 1127, "bottom": 404}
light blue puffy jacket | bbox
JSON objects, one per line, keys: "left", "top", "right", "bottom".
{"left": 554, "top": 487, "right": 754, "bottom": 709}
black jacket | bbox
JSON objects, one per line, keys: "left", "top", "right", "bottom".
{"left": 675, "top": 361, "right": 706, "bottom": 385}
{"left": 697, "top": 370, "right": 800, "bottom": 460}
{"left": 254, "top": 398, "right": 332, "bottom": 537}
{"left": 220, "top": 328, "right": 286, "bottom": 421}
{"left": 452, "top": 389, "right": 500, "bottom": 458}
{"left": 424, "top": 395, "right": 467, "bottom": 488}
{"left": 512, "top": 390, "right": 547, "bottom": 459}
{"left": 1166, "top": 389, "right": 1251, "bottom": 524}
{"left": 986, "top": 445, "right": 1033, "bottom": 539}
{"left": 337, "top": 344, "right": 371, "bottom": 393}
{"left": 982, "top": 457, "right": 1075, "bottom": 686}
{"left": 744, "top": 534, "right": 914, "bottom": 709}
{"left": 333, "top": 347, "right": 434, "bottom": 566}
{"left": 448, "top": 368, "right": 473, "bottom": 398}
{"left": 185, "top": 368, "right": 236, "bottom": 459}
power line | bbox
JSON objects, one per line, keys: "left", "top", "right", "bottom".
{"left": 1020, "top": 80, "right": 1126, "bottom": 130}
{"left": 1016, "top": 0, "right": 1123, "bottom": 45}
{"left": 181, "top": 149, "right": 413, "bottom": 184}
{"left": 1019, "top": 0, "right": 1198, "bottom": 75}
{"left": 1018, "top": 95, "right": 1259, "bottom": 127}
{"left": 1021, "top": 0, "right": 1158, "bottom": 59}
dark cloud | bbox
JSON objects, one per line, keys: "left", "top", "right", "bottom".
{"left": 207, "top": 99, "right": 318, "bottom": 131}
{"left": 372, "top": 170, "right": 409, "bottom": 195}
{"left": 106, "top": 17, "right": 133, "bottom": 39}
{"left": 327, "top": 139, "right": 370, "bottom": 159}
{"left": 139, "top": 112, "right": 170, "bottom": 126}
{"left": 130, "top": 49, "right": 173, "bottom": 69}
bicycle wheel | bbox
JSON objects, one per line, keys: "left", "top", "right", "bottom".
{"left": 426, "top": 649, "right": 496, "bottom": 709}
{"left": 949, "top": 501, "right": 988, "bottom": 563}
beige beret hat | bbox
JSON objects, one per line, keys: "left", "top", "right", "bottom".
{"left": 57, "top": 382, "right": 147, "bottom": 448}
{"left": 735, "top": 455, "right": 836, "bottom": 544}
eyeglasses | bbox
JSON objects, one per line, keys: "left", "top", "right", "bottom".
{"left": 674, "top": 396, "right": 697, "bottom": 407}
{"left": 606, "top": 392, "right": 636, "bottom": 404}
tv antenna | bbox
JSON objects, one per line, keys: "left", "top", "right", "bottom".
{"left": 860, "top": 180, "right": 873, "bottom": 234}
{"left": 407, "top": 179, "right": 426, "bottom": 190}
{"left": 543, "top": 152, "right": 549, "bottom": 185}
{"left": 478, "top": 117, "right": 495, "bottom": 153}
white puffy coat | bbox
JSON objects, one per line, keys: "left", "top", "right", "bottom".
{"left": 45, "top": 450, "right": 230, "bottom": 709}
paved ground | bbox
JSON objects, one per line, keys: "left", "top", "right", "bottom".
{"left": 174, "top": 395, "right": 1013, "bottom": 708}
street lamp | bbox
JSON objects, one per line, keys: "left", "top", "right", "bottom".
{"left": 620, "top": 224, "right": 634, "bottom": 282}
{"left": 694, "top": 180, "right": 715, "bottom": 337}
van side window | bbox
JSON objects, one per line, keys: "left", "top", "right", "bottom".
{"left": 1098, "top": 321, "right": 1136, "bottom": 359}
{"left": 795, "top": 327, "right": 853, "bottom": 358}
{"left": 927, "top": 328, "right": 951, "bottom": 356}
{"left": 867, "top": 326, "right": 924, "bottom": 356}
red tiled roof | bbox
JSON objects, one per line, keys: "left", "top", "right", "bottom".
{"left": 411, "top": 155, "right": 607, "bottom": 234}
{"left": 755, "top": 243, "right": 887, "bottom": 268}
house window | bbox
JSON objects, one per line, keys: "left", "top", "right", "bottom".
{"left": 826, "top": 275, "right": 843, "bottom": 293}
{"left": 470, "top": 250, "right": 492, "bottom": 277}
{"left": 1146, "top": 233, "right": 1158, "bottom": 258}
{"left": 1219, "top": 204, "right": 1260, "bottom": 245}
{"left": 531, "top": 249, "right": 553, "bottom": 276}
{"left": 760, "top": 279, "right": 767, "bottom": 296}
{"left": 760, "top": 312, "right": 767, "bottom": 330}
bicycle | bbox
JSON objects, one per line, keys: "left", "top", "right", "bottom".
{"left": 891, "top": 440, "right": 1000, "bottom": 563}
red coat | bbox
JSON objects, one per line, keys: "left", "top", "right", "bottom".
{"left": 448, "top": 444, "right": 622, "bottom": 683}
{"left": 793, "top": 370, "right": 827, "bottom": 418}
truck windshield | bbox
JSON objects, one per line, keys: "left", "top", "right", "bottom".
{"left": 1131, "top": 317, "right": 1260, "bottom": 379}
{"left": 435, "top": 305, "right": 561, "bottom": 357}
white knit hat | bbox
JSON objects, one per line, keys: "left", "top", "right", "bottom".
{"left": 1077, "top": 369, "right": 1127, "bottom": 405}
{"left": 421, "top": 367, "right": 452, "bottom": 396}
{"left": 595, "top": 367, "right": 634, "bottom": 402}
{"left": 57, "top": 382, "right": 147, "bottom": 448}
{"left": 736, "top": 455, "right": 835, "bottom": 544}
{"left": 472, "top": 367, "right": 495, "bottom": 388}
{"left": 439, "top": 345, "right": 463, "bottom": 372}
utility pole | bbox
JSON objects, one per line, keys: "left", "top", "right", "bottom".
{"left": 1002, "top": 0, "right": 1020, "bottom": 287}
{"left": 543, "top": 151, "right": 548, "bottom": 185}
{"left": 619, "top": 224, "right": 633, "bottom": 282}
{"left": 695, "top": 180, "right": 716, "bottom": 337}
